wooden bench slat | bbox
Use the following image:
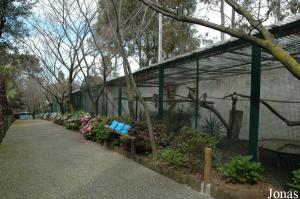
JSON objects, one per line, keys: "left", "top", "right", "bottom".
{"left": 104, "top": 121, "right": 136, "bottom": 157}
{"left": 104, "top": 124, "right": 136, "bottom": 140}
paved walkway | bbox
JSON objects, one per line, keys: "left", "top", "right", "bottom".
{"left": 0, "top": 120, "right": 212, "bottom": 199}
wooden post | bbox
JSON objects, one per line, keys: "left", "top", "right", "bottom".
{"left": 204, "top": 147, "right": 212, "bottom": 184}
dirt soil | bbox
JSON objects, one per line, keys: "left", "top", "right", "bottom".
{"left": 216, "top": 138, "right": 291, "bottom": 189}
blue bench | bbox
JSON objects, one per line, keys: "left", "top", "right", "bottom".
{"left": 104, "top": 120, "right": 136, "bottom": 156}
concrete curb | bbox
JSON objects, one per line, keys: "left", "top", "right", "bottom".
{"left": 112, "top": 147, "right": 253, "bottom": 199}
{"left": 113, "top": 147, "right": 214, "bottom": 196}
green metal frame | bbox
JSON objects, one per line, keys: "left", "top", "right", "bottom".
{"left": 107, "top": 18, "right": 300, "bottom": 88}
{"left": 118, "top": 82, "right": 122, "bottom": 116}
{"left": 195, "top": 59, "right": 200, "bottom": 128}
{"left": 158, "top": 65, "right": 164, "bottom": 120}
{"left": 248, "top": 45, "right": 261, "bottom": 161}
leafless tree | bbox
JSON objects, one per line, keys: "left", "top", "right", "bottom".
{"left": 101, "top": 0, "right": 158, "bottom": 153}
{"left": 73, "top": 0, "right": 119, "bottom": 116}
{"left": 27, "top": 0, "right": 94, "bottom": 111}
{"left": 19, "top": 78, "right": 47, "bottom": 117}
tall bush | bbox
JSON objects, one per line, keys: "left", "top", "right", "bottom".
{"left": 155, "top": 127, "right": 219, "bottom": 171}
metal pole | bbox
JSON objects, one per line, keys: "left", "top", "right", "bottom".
{"left": 158, "top": 0, "right": 163, "bottom": 62}
{"left": 248, "top": 45, "right": 261, "bottom": 161}
{"left": 195, "top": 59, "right": 200, "bottom": 128}
{"left": 118, "top": 82, "right": 122, "bottom": 117}
{"left": 158, "top": 65, "right": 164, "bottom": 120}
{"left": 158, "top": 13, "right": 163, "bottom": 62}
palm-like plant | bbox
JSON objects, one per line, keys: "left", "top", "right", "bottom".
{"left": 200, "top": 115, "right": 225, "bottom": 137}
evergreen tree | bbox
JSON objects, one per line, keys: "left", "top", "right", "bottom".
{"left": 96, "top": 0, "right": 200, "bottom": 68}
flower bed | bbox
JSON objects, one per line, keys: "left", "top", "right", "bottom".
{"left": 50, "top": 113, "right": 287, "bottom": 198}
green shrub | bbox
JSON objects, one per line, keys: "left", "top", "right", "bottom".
{"left": 53, "top": 116, "right": 64, "bottom": 125}
{"left": 152, "top": 127, "right": 219, "bottom": 170}
{"left": 91, "top": 116, "right": 120, "bottom": 144}
{"left": 156, "top": 148, "right": 189, "bottom": 168}
{"left": 288, "top": 169, "right": 300, "bottom": 191}
{"left": 164, "top": 109, "right": 192, "bottom": 133}
{"left": 62, "top": 111, "right": 88, "bottom": 131}
{"left": 64, "top": 118, "right": 81, "bottom": 131}
{"left": 223, "top": 155, "right": 263, "bottom": 184}
{"left": 174, "top": 127, "right": 219, "bottom": 151}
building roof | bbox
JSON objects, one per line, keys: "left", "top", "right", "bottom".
{"left": 81, "top": 76, "right": 103, "bottom": 90}
{"left": 107, "top": 16, "right": 300, "bottom": 87}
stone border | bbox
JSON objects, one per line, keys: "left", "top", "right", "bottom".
{"left": 112, "top": 147, "right": 245, "bottom": 199}
{"left": 115, "top": 148, "right": 207, "bottom": 190}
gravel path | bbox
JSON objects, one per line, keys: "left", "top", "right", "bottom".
{"left": 0, "top": 120, "right": 212, "bottom": 199}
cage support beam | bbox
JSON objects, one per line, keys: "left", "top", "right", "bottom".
{"left": 248, "top": 45, "right": 261, "bottom": 161}
{"left": 195, "top": 59, "right": 200, "bottom": 128}
{"left": 158, "top": 65, "right": 165, "bottom": 120}
{"left": 118, "top": 82, "right": 122, "bottom": 116}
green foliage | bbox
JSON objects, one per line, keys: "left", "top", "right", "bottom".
{"left": 164, "top": 109, "right": 192, "bottom": 133}
{"left": 154, "top": 127, "right": 219, "bottom": 170}
{"left": 53, "top": 116, "right": 64, "bottom": 125}
{"left": 55, "top": 111, "right": 88, "bottom": 130}
{"left": 156, "top": 148, "right": 189, "bottom": 168}
{"left": 64, "top": 118, "right": 81, "bottom": 131}
{"left": 91, "top": 116, "right": 120, "bottom": 144}
{"left": 174, "top": 127, "right": 219, "bottom": 151}
{"left": 223, "top": 155, "right": 263, "bottom": 184}
{"left": 288, "top": 169, "right": 300, "bottom": 192}
{"left": 200, "top": 115, "right": 225, "bottom": 137}
{"left": 96, "top": 0, "right": 200, "bottom": 67}
{"left": 0, "top": 0, "right": 34, "bottom": 43}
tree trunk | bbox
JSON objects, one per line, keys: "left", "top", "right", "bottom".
{"left": 227, "top": 95, "right": 237, "bottom": 138}
{"left": 122, "top": 58, "right": 135, "bottom": 118}
{"left": 140, "top": 0, "right": 300, "bottom": 79}
{"left": 231, "top": 8, "right": 235, "bottom": 28}
{"left": 114, "top": 23, "right": 157, "bottom": 153}
{"left": 220, "top": 0, "right": 225, "bottom": 41}
{"left": 262, "top": 41, "right": 300, "bottom": 78}
{"left": 58, "top": 102, "right": 65, "bottom": 114}
{"left": 92, "top": 99, "right": 98, "bottom": 117}
{"left": 67, "top": 77, "right": 74, "bottom": 112}
{"left": 123, "top": 56, "right": 157, "bottom": 153}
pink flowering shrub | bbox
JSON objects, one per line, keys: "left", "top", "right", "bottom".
{"left": 123, "top": 120, "right": 169, "bottom": 153}
{"left": 80, "top": 115, "right": 90, "bottom": 126}
{"left": 80, "top": 116, "right": 99, "bottom": 139}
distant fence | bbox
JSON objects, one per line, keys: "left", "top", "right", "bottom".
{"left": 0, "top": 115, "right": 14, "bottom": 143}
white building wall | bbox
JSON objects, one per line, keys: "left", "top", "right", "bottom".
{"left": 191, "top": 67, "right": 300, "bottom": 141}
{"left": 102, "top": 68, "right": 300, "bottom": 141}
